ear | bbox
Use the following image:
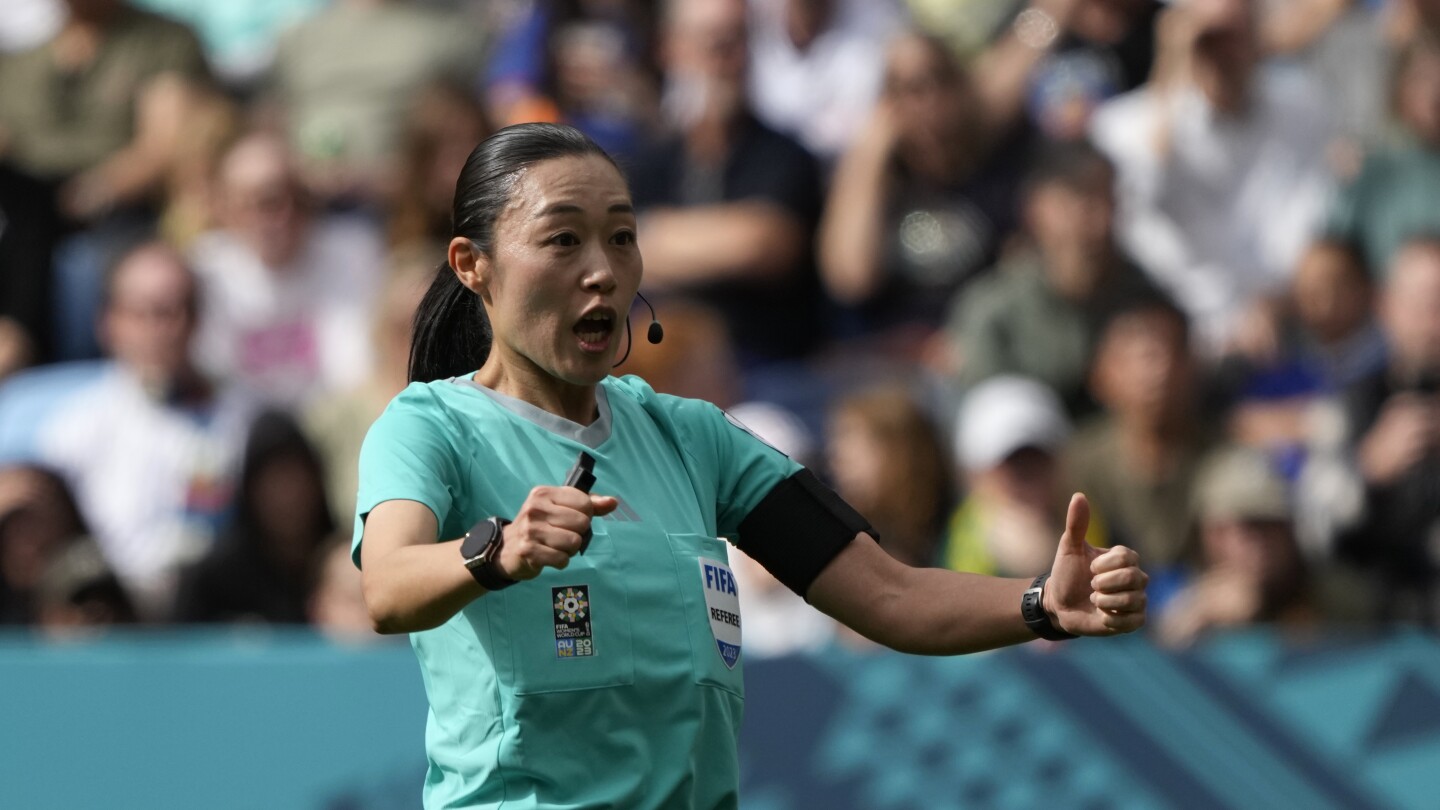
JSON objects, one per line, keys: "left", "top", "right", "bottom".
{"left": 449, "top": 237, "right": 492, "bottom": 301}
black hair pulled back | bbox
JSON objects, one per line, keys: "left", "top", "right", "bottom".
{"left": 408, "top": 123, "right": 618, "bottom": 383}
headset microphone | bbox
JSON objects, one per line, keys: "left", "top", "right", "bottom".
{"left": 613, "top": 292, "right": 665, "bottom": 368}
{"left": 637, "top": 291, "right": 664, "bottom": 344}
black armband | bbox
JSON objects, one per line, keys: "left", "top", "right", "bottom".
{"left": 735, "top": 469, "right": 875, "bottom": 598}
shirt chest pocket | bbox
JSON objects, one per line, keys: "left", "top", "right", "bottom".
{"left": 667, "top": 533, "right": 744, "bottom": 698}
{"left": 496, "top": 530, "right": 636, "bottom": 695}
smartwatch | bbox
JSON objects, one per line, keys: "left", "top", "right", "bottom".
{"left": 1021, "top": 573, "right": 1077, "bottom": 641}
{"left": 460, "top": 516, "right": 517, "bottom": 591}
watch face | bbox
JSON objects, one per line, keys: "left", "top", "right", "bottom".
{"left": 461, "top": 517, "right": 499, "bottom": 559}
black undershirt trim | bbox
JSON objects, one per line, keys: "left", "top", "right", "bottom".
{"left": 735, "top": 469, "right": 875, "bottom": 598}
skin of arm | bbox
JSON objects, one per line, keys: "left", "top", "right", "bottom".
{"left": 807, "top": 493, "right": 1147, "bottom": 654}
{"left": 638, "top": 200, "right": 806, "bottom": 287}
{"left": 360, "top": 488, "right": 618, "bottom": 634}
{"left": 817, "top": 109, "right": 897, "bottom": 305}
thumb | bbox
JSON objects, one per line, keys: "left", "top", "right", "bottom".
{"left": 1058, "top": 493, "right": 1091, "bottom": 556}
{"left": 590, "top": 494, "right": 620, "bottom": 517}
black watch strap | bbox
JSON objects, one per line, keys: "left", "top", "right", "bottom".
{"left": 1022, "top": 573, "right": 1078, "bottom": 641}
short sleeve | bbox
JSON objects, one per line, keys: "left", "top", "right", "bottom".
{"left": 352, "top": 385, "right": 462, "bottom": 566}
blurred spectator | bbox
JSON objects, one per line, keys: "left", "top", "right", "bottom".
{"left": 825, "top": 386, "right": 952, "bottom": 566}
{"left": 308, "top": 534, "right": 376, "bottom": 643}
{"left": 34, "top": 538, "right": 138, "bottom": 636}
{"left": 1327, "top": 33, "right": 1440, "bottom": 276}
{"left": 1090, "top": 0, "right": 1332, "bottom": 356}
{"left": 190, "top": 131, "right": 385, "bottom": 408}
{"left": 0, "top": 0, "right": 209, "bottom": 219}
{"left": 0, "top": 0, "right": 63, "bottom": 54}
{"left": 1334, "top": 236, "right": 1440, "bottom": 624}
{"left": 174, "top": 410, "right": 335, "bottom": 624}
{"left": 155, "top": 81, "right": 241, "bottom": 249}
{"left": 1228, "top": 239, "right": 1387, "bottom": 452}
{"left": 628, "top": 0, "right": 825, "bottom": 369}
{"left": 1008, "top": 0, "right": 1162, "bottom": 143}
{"left": 0, "top": 466, "right": 88, "bottom": 625}
{"left": 819, "top": 30, "right": 1024, "bottom": 352}
{"left": 127, "top": 0, "right": 328, "bottom": 84}
{"left": 943, "top": 375, "right": 1107, "bottom": 577}
{"left": 620, "top": 297, "right": 742, "bottom": 408}
{"left": 1063, "top": 297, "right": 1219, "bottom": 582}
{"left": 386, "top": 79, "right": 493, "bottom": 251}
{"left": 26, "top": 242, "right": 257, "bottom": 618}
{"left": 940, "top": 141, "right": 1160, "bottom": 416}
{"left": 267, "top": 0, "right": 482, "bottom": 205}
{"left": 745, "top": 0, "right": 905, "bottom": 163}
{"left": 484, "top": 0, "right": 658, "bottom": 159}
{"left": 1157, "top": 446, "right": 1319, "bottom": 646}
{"left": 303, "top": 253, "right": 429, "bottom": 524}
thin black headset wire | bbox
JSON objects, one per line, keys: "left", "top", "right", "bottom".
{"left": 612, "top": 292, "right": 660, "bottom": 368}
{"left": 613, "top": 312, "right": 636, "bottom": 368}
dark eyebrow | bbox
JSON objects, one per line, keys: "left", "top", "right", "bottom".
{"left": 539, "top": 202, "right": 635, "bottom": 216}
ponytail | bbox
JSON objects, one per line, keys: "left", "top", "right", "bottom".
{"left": 408, "top": 264, "right": 491, "bottom": 383}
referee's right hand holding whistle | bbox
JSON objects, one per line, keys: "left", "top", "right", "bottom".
{"left": 494, "top": 485, "right": 617, "bottom": 581}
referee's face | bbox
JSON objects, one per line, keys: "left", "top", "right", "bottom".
{"left": 478, "top": 154, "right": 642, "bottom": 386}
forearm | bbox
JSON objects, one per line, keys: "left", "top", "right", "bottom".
{"left": 640, "top": 202, "right": 804, "bottom": 286}
{"left": 362, "top": 538, "right": 485, "bottom": 634}
{"left": 818, "top": 142, "right": 892, "bottom": 304}
{"left": 807, "top": 535, "right": 1038, "bottom": 655}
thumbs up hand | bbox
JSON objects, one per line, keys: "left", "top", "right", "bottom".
{"left": 1043, "top": 494, "right": 1148, "bottom": 637}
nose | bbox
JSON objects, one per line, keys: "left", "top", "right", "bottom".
{"left": 581, "top": 248, "right": 619, "bottom": 294}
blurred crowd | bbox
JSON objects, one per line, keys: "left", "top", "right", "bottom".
{"left": 0, "top": 0, "right": 1438, "bottom": 650}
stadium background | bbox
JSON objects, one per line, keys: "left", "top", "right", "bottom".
{"left": 2, "top": 0, "right": 1440, "bottom": 801}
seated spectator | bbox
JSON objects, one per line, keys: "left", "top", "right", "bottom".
{"left": 1090, "top": 0, "right": 1332, "bottom": 356}
{"left": 629, "top": 0, "right": 825, "bottom": 370}
{"left": 174, "top": 410, "right": 334, "bottom": 624}
{"left": 0, "top": 0, "right": 209, "bottom": 219}
{"left": 483, "top": 0, "right": 658, "bottom": 160}
{"left": 267, "top": 0, "right": 481, "bottom": 205}
{"left": 303, "top": 254, "right": 429, "bottom": 524}
{"left": 386, "top": 80, "right": 493, "bottom": 251}
{"left": 940, "top": 141, "right": 1159, "bottom": 416}
{"left": 1328, "top": 33, "right": 1440, "bottom": 276}
{"left": 943, "top": 375, "right": 1108, "bottom": 578}
{"left": 819, "top": 30, "right": 1025, "bottom": 351}
{"left": 1228, "top": 239, "right": 1387, "bottom": 453}
{"left": 745, "top": 0, "right": 904, "bottom": 163}
{"left": 1334, "top": 236, "right": 1440, "bottom": 624}
{"left": 22, "top": 242, "right": 258, "bottom": 618}
{"left": 308, "top": 534, "right": 376, "bottom": 643}
{"left": 34, "top": 538, "right": 137, "bottom": 637}
{"left": 0, "top": 0, "right": 211, "bottom": 362}
{"left": 1063, "top": 297, "right": 1220, "bottom": 584}
{"left": 189, "top": 131, "right": 385, "bottom": 408}
{"left": 1157, "top": 446, "right": 1321, "bottom": 645}
{"left": 0, "top": 465, "right": 89, "bottom": 625}
{"left": 825, "top": 386, "right": 952, "bottom": 567}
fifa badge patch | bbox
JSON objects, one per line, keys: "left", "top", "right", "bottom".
{"left": 552, "top": 586, "right": 594, "bottom": 658}
{"left": 699, "top": 558, "right": 742, "bottom": 669}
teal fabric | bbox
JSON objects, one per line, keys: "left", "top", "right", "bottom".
{"left": 354, "top": 374, "right": 801, "bottom": 810}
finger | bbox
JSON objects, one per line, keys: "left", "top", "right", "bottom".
{"left": 1100, "top": 609, "right": 1146, "bottom": 634}
{"left": 1092, "top": 590, "right": 1147, "bottom": 613}
{"left": 539, "top": 485, "right": 598, "bottom": 513}
{"left": 590, "top": 495, "right": 619, "bottom": 516}
{"left": 518, "top": 540, "right": 574, "bottom": 573}
{"left": 1059, "top": 493, "right": 1091, "bottom": 555}
{"left": 1090, "top": 545, "right": 1141, "bottom": 574}
{"left": 532, "top": 526, "right": 584, "bottom": 557}
{"left": 1092, "top": 566, "right": 1148, "bottom": 593}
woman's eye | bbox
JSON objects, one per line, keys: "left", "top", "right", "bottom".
{"left": 550, "top": 233, "right": 580, "bottom": 247}
{"left": 612, "top": 230, "right": 636, "bottom": 246}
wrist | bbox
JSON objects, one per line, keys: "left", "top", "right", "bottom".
{"left": 1022, "top": 573, "right": 1078, "bottom": 641}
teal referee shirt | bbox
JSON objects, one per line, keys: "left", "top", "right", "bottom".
{"left": 354, "top": 374, "right": 802, "bottom": 809}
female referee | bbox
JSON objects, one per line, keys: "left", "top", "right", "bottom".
{"left": 355, "top": 123, "right": 1148, "bottom": 809}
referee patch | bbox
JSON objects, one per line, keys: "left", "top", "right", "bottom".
{"left": 552, "top": 586, "right": 594, "bottom": 658}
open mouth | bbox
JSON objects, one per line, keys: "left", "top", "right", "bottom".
{"left": 574, "top": 310, "right": 615, "bottom": 352}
